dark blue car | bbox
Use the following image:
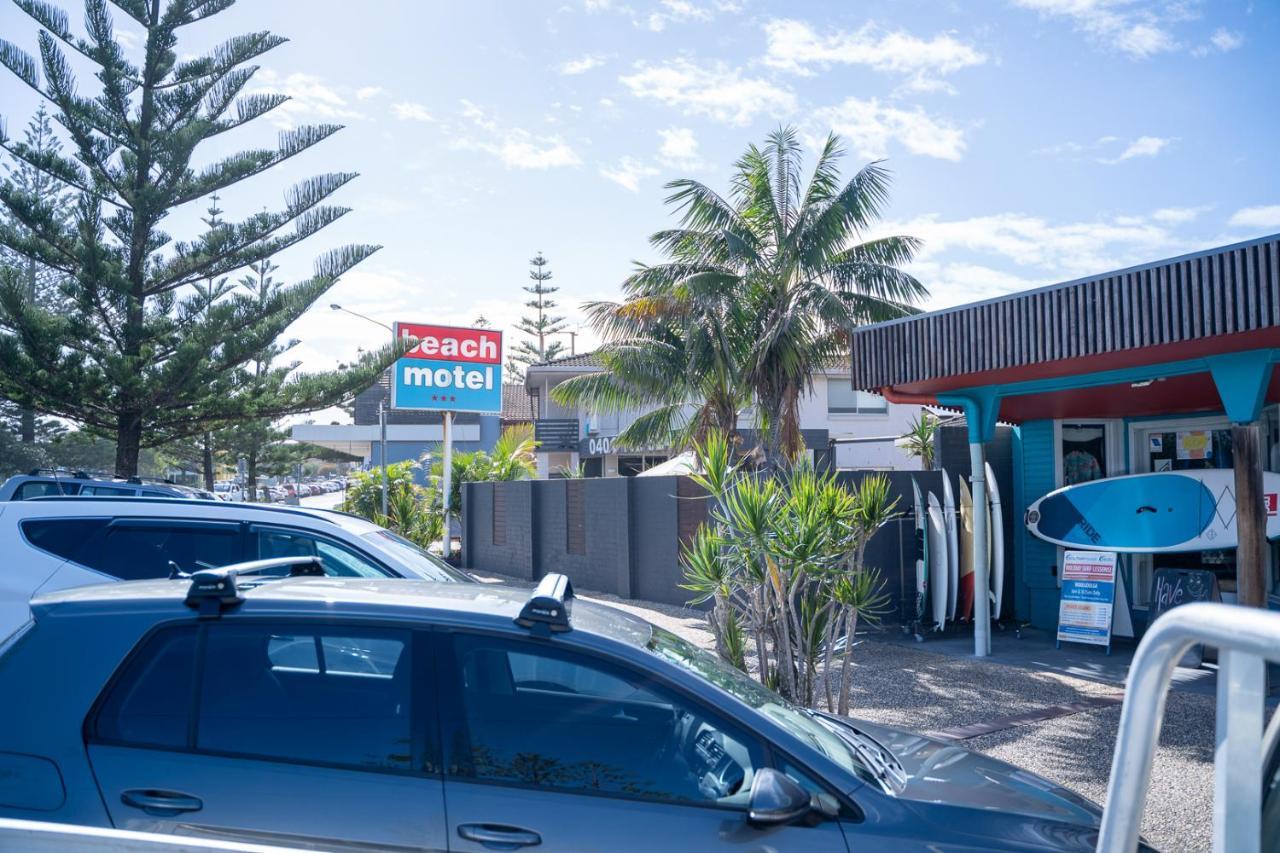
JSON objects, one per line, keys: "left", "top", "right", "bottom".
{"left": 0, "top": 566, "right": 1123, "bottom": 851}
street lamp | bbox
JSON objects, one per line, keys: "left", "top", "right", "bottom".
{"left": 332, "top": 303, "right": 395, "bottom": 517}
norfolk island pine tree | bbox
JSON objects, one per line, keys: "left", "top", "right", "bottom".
{"left": 0, "top": 0, "right": 402, "bottom": 477}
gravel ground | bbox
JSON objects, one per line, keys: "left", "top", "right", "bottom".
{"left": 473, "top": 571, "right": 1214, "bottom": 852}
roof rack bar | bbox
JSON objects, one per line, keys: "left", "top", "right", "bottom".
{"left": 184, "top": 556, "right": 324, "bottom": 617}
{"left": 514, "top": 573, "right": 574, "bottom": 635}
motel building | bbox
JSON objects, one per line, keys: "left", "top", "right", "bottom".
{"left": 848, "top": 233, "right": 1280, "bottom": 656}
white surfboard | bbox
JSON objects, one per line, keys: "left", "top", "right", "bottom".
{"left": 986, "top": 461, "right": 1005, "bottom": 620}
{"left": 1025, "top": 469, "right": 1280, "bottom": 552}
{"left": 942, "top": 471, "right": 959, "bottom": 621}
{"left": 912, "top": 480, "right": 928, "bottom": 624}
{"left": 927, "top": 492, "right": 948, "bottom": 629}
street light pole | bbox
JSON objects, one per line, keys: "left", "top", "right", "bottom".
{"left": 332, "top": 304, "right": 395, "bottom": 517}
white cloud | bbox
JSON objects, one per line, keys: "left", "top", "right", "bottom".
{"left": 1210, "top": 28, "right": 1243, "bottom": 52}
{"left": 559, "top": 53, "right": 607, "bottom": 75}
{"left": 657, "top": 127, "right": 700, "bottom": 168}
{"left": 813, "top": 97, "right": 966, "bottom": 161}
{"left": 1193, "top": 27, "right": 1244, "bottom": 57}
{"left": 645, "top": 0, "right": 712, "bottom": 31}
{"left": 355, "top": 86, "right": 384, "bottom": 100}
{"left": 247, "top": 69, "right": 361, "bottom": 128}
{"left": 875, "top": 209, "right": 1183, "bottom": 283}
{"left": 620, "top": 59, "right": 795, "bottom": 126}
{"left": 762, "top": 19, "right": 987, "bottom": 91}
{"left": 1099, "top": 135, "right": 1174, "bottom": 164}
{"left": 1151, "top": 205, "right": 1211, "bottom": 224}
{"left": 1010, "top": 0, "right": 1178, "bottom": 59}
{"left": 454, "top": 101, "right": 581, "bottom": 169}
{"left": 115, "top": 29, "right": 141, "bottom": 49}
{"left": 599, "top": 156, "right": 660, "bottom": 191}
{"left": 391, "top": 101, "right": 433, "bottom": 121}
{"left": 1227, "top": 205, "right": 1280, "bottom": 230}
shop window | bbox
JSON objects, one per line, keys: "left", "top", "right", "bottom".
{"left": 1061, "top": 424, "right": 1107, "bottom": 486}
{"left": 827, "top": 383, "right": 888, "bottom": 414}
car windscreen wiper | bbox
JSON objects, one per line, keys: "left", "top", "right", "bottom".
{"left": 809, "top": 712, "right": 906, "bottom": 790}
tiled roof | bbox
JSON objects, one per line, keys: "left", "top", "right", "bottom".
{"left": 528, "top": 351, "right": 602, "bottom": 369}
{"left": 501, "top": 383, "right": 535, "bottom": 422}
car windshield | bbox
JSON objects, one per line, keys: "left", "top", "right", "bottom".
{"left": 360, "top": 530, "right": 472, "bottom": 583}
{"left": 646, "top": 627, "right": 876, "bottom": 786}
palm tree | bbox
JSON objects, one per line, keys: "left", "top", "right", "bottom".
{"left": 430, "top": 424, "right": 538, "bottom": 522}
{"left": 550, "top": 294, "right": 751, "bottom": 451}
{"left": 899, "top": 411, "right": 939, "bottom": 470}
{"left": 573, "top": 127, "right": 927, "bottom": 469}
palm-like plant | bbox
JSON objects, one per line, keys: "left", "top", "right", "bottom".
{"left": 899, "top": 411, "right": 939, "bottom": 470}
{"left": 571, "top": 127, "right": 927, "bottom": 468}
{"left": 431, "top": 424, "right": 538, "bottom": 521}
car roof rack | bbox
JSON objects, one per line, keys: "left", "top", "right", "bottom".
{"left": 184, "top": 556, "right": 324, "bottom": 617}
{"left": 27, "top": 467, "right": 93, "bottom": 479}
{"left": 514, "top": 573, "right": 574, "bottom": 635}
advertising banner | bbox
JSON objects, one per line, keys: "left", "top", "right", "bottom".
{"left": 390, "top": 322, "right": 503, "bottom": 413}
{"left": 1057, "top": 550, "right": 1117, "bottom": 649}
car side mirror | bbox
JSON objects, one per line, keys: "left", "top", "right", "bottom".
{"left": 748, "top": 768, "right": 835, "bottom": 826}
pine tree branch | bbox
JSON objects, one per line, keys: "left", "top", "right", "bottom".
{"left": 169, "top": 124, "right": 343, "bottom": 207}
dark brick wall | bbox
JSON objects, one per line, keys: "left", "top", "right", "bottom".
{"left": 630, "top": 476, "right": 691, "bottom": 607}
{"left": 463, "top": 481, "right": 536, "bottom": 578}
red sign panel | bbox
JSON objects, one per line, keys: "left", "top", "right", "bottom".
{"left": 395, "top": 322, "right": 502, "bottom": 365}
{"left": 1267, "top": 493, "right": 1278, "bottom": 518}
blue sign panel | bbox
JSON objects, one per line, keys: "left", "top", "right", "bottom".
{"left": 1056, "top": 550, "right": 1117, "bottom": 649}
{"left": 390, "top": 323, "right": 503, "bottom": 414}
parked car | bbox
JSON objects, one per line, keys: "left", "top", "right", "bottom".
{"left": 212, "top": 483, "right": 244, "bottom": 502}
{"left": 0, "top": 497, "right": 471, "bottom": 646}
{"left": 0, "top": 471, "right": 209, "bottom": 502}
{"left": 0, "top": 570, "right": 1134, "bottom": 852}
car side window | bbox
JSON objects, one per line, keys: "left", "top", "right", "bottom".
{"left": 14, "top": 480, "right": 80, "bottom": 499}
{"left": 80, "top": 485, "right": 135, "bottom": 496}
{"left": 446, "top": 634, "right": 763, "bottom": 807}
{"left": 21, "top": 518, "right": 110, "bottom": 562}
{"left": 93, "top": 626, "right": 198, "bottom": 749}
{"left": 82, "top": 523, "right": 242, "bottom": 579}
{"left": 198, "top": 624, "right": 413, "bottom": 771}
{"left": 253, "top": 526, "right": 388, "bottom": 578}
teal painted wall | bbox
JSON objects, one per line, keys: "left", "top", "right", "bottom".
{"left": 1014, "top": 419, "right": 1062, "bottom": 629}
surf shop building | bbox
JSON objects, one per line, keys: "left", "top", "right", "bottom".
{"left": 849, "top": 234, "right": 1280, "bottom": 656}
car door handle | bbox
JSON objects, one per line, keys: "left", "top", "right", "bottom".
{"left": 120, "top": 789, "right": 203, "bottom": 816}
{"left": 457, "top": 823, "right": 542, "bottom": 849}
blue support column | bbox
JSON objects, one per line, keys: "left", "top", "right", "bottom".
{"left": 938, "top": 388, "right": 1001, "bottom": 657}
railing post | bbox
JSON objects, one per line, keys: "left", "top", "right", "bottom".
{"left": 1214, "top": 648, "right": 1264, "bottom": 853}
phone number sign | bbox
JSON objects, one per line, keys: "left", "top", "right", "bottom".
{"left": 390, "top": 322, "right": 503, "bottom": 414}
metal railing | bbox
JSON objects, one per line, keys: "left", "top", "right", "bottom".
{"left": 1098, "top": 601, "right": 1280, "bottom": 852}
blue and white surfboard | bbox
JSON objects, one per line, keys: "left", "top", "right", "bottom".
{"left": 1025, "top": 470, "right": 1280, "bottom": 553}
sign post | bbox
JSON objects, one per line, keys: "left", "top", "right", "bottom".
{"left": 1056, "top": 550, "right": 1118, "bottom": 653}
{"left": 390, "top": 322, "right": 503, "bottom": 560}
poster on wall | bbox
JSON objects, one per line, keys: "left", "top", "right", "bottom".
{"left": 1057, "top": 550, "right": 1118, "bottom": 651}
{"left": 1176, "top": 430, "right": 1213, "bottom": 461}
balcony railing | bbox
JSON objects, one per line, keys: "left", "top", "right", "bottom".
{"left": 534, "top": 419, "right": 579, "bottom": 451}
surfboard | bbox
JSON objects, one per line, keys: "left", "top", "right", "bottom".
{"left": 942, "top": 472, "right": 959, "bottom": 621}
{"left": 926, "top": 492, "right": 948, "bottom": 629}
{"left": 1025, "top": 469, "right": 1280, "bottom": 552}
{"left": 958, "top": 477, "right": 976, "bottom": 621}
{"left": 912, "top": 480, "right": 928, "bottom": 624}
{"left": 986, "top": 461, "right": 1005, "bottom": 621}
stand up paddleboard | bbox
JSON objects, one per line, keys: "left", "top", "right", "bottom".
{"left": 1025, "top": 469, "right": 1280, "bottom": 552}
{"left": 986, "top": 461, "right": 1005, "bottom": 621}
{"left": 927, "top": 492, "right": 948, "bottom": 629}
{"left": 958, "top": 477, "right": 975, "bottom": 621}
{"left": 912, "top": 480, "right": 928, "bottom": 626}
{"left": 942, "top": 472, "right": 959, "bottom": 621}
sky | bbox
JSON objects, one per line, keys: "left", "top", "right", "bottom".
{"left": 2, "top": 0, "right": 1279, "bottom": 406}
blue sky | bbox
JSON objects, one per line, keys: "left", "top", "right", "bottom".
{"left": 2, "top": 0, "right": 1278, "bottom": 384}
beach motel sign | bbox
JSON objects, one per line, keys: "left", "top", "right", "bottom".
{"left": 391, "top": 322, "right": 503, "bottom": 413}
